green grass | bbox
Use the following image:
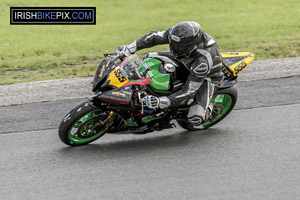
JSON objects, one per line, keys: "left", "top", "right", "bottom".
{"left": 0, "top": 0, "right": 299, "bottom": 85}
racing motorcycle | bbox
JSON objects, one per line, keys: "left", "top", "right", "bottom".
{"left": 58, "top": 52, "right": 254, "bottom": 146}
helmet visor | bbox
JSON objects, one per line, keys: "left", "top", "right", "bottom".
{"left": 170, "top": 38, "right": 199, "bottom": 58}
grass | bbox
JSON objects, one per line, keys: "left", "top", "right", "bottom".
{"left": 0, "top": 0, "right": 299, "bottom": 85}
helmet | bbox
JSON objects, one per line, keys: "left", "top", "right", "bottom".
{"left": 169, "top": 21, "right": 202, "bottom": 59}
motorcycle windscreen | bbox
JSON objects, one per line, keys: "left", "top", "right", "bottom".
{"left": 107, "top": 54, "right": 143, "bottom": 88}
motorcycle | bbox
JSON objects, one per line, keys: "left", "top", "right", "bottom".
{"left": 58, "top": 51, "right": 254, "bottom": 146}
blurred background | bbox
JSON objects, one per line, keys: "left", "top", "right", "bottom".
{"left": 0, "top": 0, "right": 299, "bottom": 84}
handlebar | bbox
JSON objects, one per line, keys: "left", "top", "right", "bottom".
{"left": 103, "top": 53, "right": 123, "bottom": 62}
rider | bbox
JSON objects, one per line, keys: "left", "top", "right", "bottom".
{"left": 116, "top": 21, "right": 224, "bottom": 126}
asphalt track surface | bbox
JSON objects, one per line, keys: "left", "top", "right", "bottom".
{"left": 1, "top": 76, "right": 300, "bottom": 200}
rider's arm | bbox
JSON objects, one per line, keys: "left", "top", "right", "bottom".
{"left": 167, "top": 55, "right": 212, "bottom": 107}
{"left": 125, "top": 28, "right": 171, "bottom": 54}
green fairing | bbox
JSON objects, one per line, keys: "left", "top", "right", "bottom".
{"left": 140, "top": 58, "right": 171, "bottom": 94}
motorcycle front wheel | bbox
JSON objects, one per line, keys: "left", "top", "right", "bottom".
{"left": 58, "top": 102, "right": 109, "bottom": 146}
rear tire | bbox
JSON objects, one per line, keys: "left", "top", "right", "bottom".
{"left": 176, "top": 85, "right": 238, "bottom": 131}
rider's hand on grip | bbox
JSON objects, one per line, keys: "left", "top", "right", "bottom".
{"left": 142, "top": 95, "right": 159, "bottom": 109}
{"left": 116, "top": 45, "right": 131, "bottom": 57}
{"left": 142, "top": 95, "right": 171, "bottom": 110}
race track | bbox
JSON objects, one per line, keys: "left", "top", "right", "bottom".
{"left": 1, "top": 77, "right": 300, "bottom": 200}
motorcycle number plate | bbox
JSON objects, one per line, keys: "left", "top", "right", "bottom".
{"left": 107, "top": 67, "right": 129, "bottom": 88}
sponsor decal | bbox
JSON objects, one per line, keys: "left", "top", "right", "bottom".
{"left": 223, "top": 52, "right": 239, "bottom": 55}
{"left": 63, "top": 113, "right": 71, "bottom": 123}
{"left": 101, "top": 94, "right": 129, "bottom": 104}
{"left": 137, "top": 79, "right": 149, "bottom": 83}
{"left": 112, "top": 91, "right": 126, "bottom": 97}
{"left": 120, "top": 67, "right": 129, "bottom": 78}
{"left": 122, "top": 91, "right": 132, "bottom": 95}
{"left": 222, "top": 66, "right": 231, "bottom": 77}
{"left": 121, "top": 78, "right": 150, "bottom": 87}
{"left": 164, "top": 63, "right": 176, "bottom": 73}
{"left": 99, "top": 65, "right": 106, "bottom": 78}
{"left": 193, "top": 63, "right": 208, "bottom": 75}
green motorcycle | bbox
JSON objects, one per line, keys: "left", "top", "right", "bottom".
{"left": 58, "top": 52, "right": 254, "bottom": 146}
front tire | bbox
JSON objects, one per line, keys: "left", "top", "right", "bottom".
{"left": 58, "top": 102, "right": 108, "bottom": 146}
{"left": 177, "top": 85, "right": 238, "bottom": 131}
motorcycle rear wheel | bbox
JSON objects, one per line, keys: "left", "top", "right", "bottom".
{"left": 176, "top": 86, "right": 237, "bottom": 131}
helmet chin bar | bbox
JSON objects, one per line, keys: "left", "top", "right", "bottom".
{"left": 172, "top": 44, "right": 198, "bottom": 59}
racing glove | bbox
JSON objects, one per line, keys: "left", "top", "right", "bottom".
{"left": 116, "top": 41, "right": 137, "bottom": 57}
{"left": 142, "top": 95, "right": 171, "bottom": 109}
{"left": 116, "top": 45, "right": 131, "bottom": 57}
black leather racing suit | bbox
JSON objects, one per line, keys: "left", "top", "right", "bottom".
{"left": 126, "top": 28, "right": 224, "bottom": 124}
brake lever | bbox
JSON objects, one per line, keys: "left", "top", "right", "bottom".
{"left": 103, "top": 53, "right": 116, "bottom": 57}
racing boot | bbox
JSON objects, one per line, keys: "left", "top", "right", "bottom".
{"left": 188, "top": 103, "right": 214, "bottom": 126}
{"left": 205, "top": 103, "right": 214, "bottom": 121}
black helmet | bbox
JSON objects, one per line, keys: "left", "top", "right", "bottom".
{"left": 169, "top": 21, "right": 202, "bottom": 58}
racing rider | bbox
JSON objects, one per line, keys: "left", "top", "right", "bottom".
{"left": 116, "top": 21, "right": 224, "bottom": 126}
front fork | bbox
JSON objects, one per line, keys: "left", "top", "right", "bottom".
{"left": 100, "top": 111, "right": 115, "bottom": 131}
{"left": 89, "top": 111, "right": 115, "bottom": 135}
